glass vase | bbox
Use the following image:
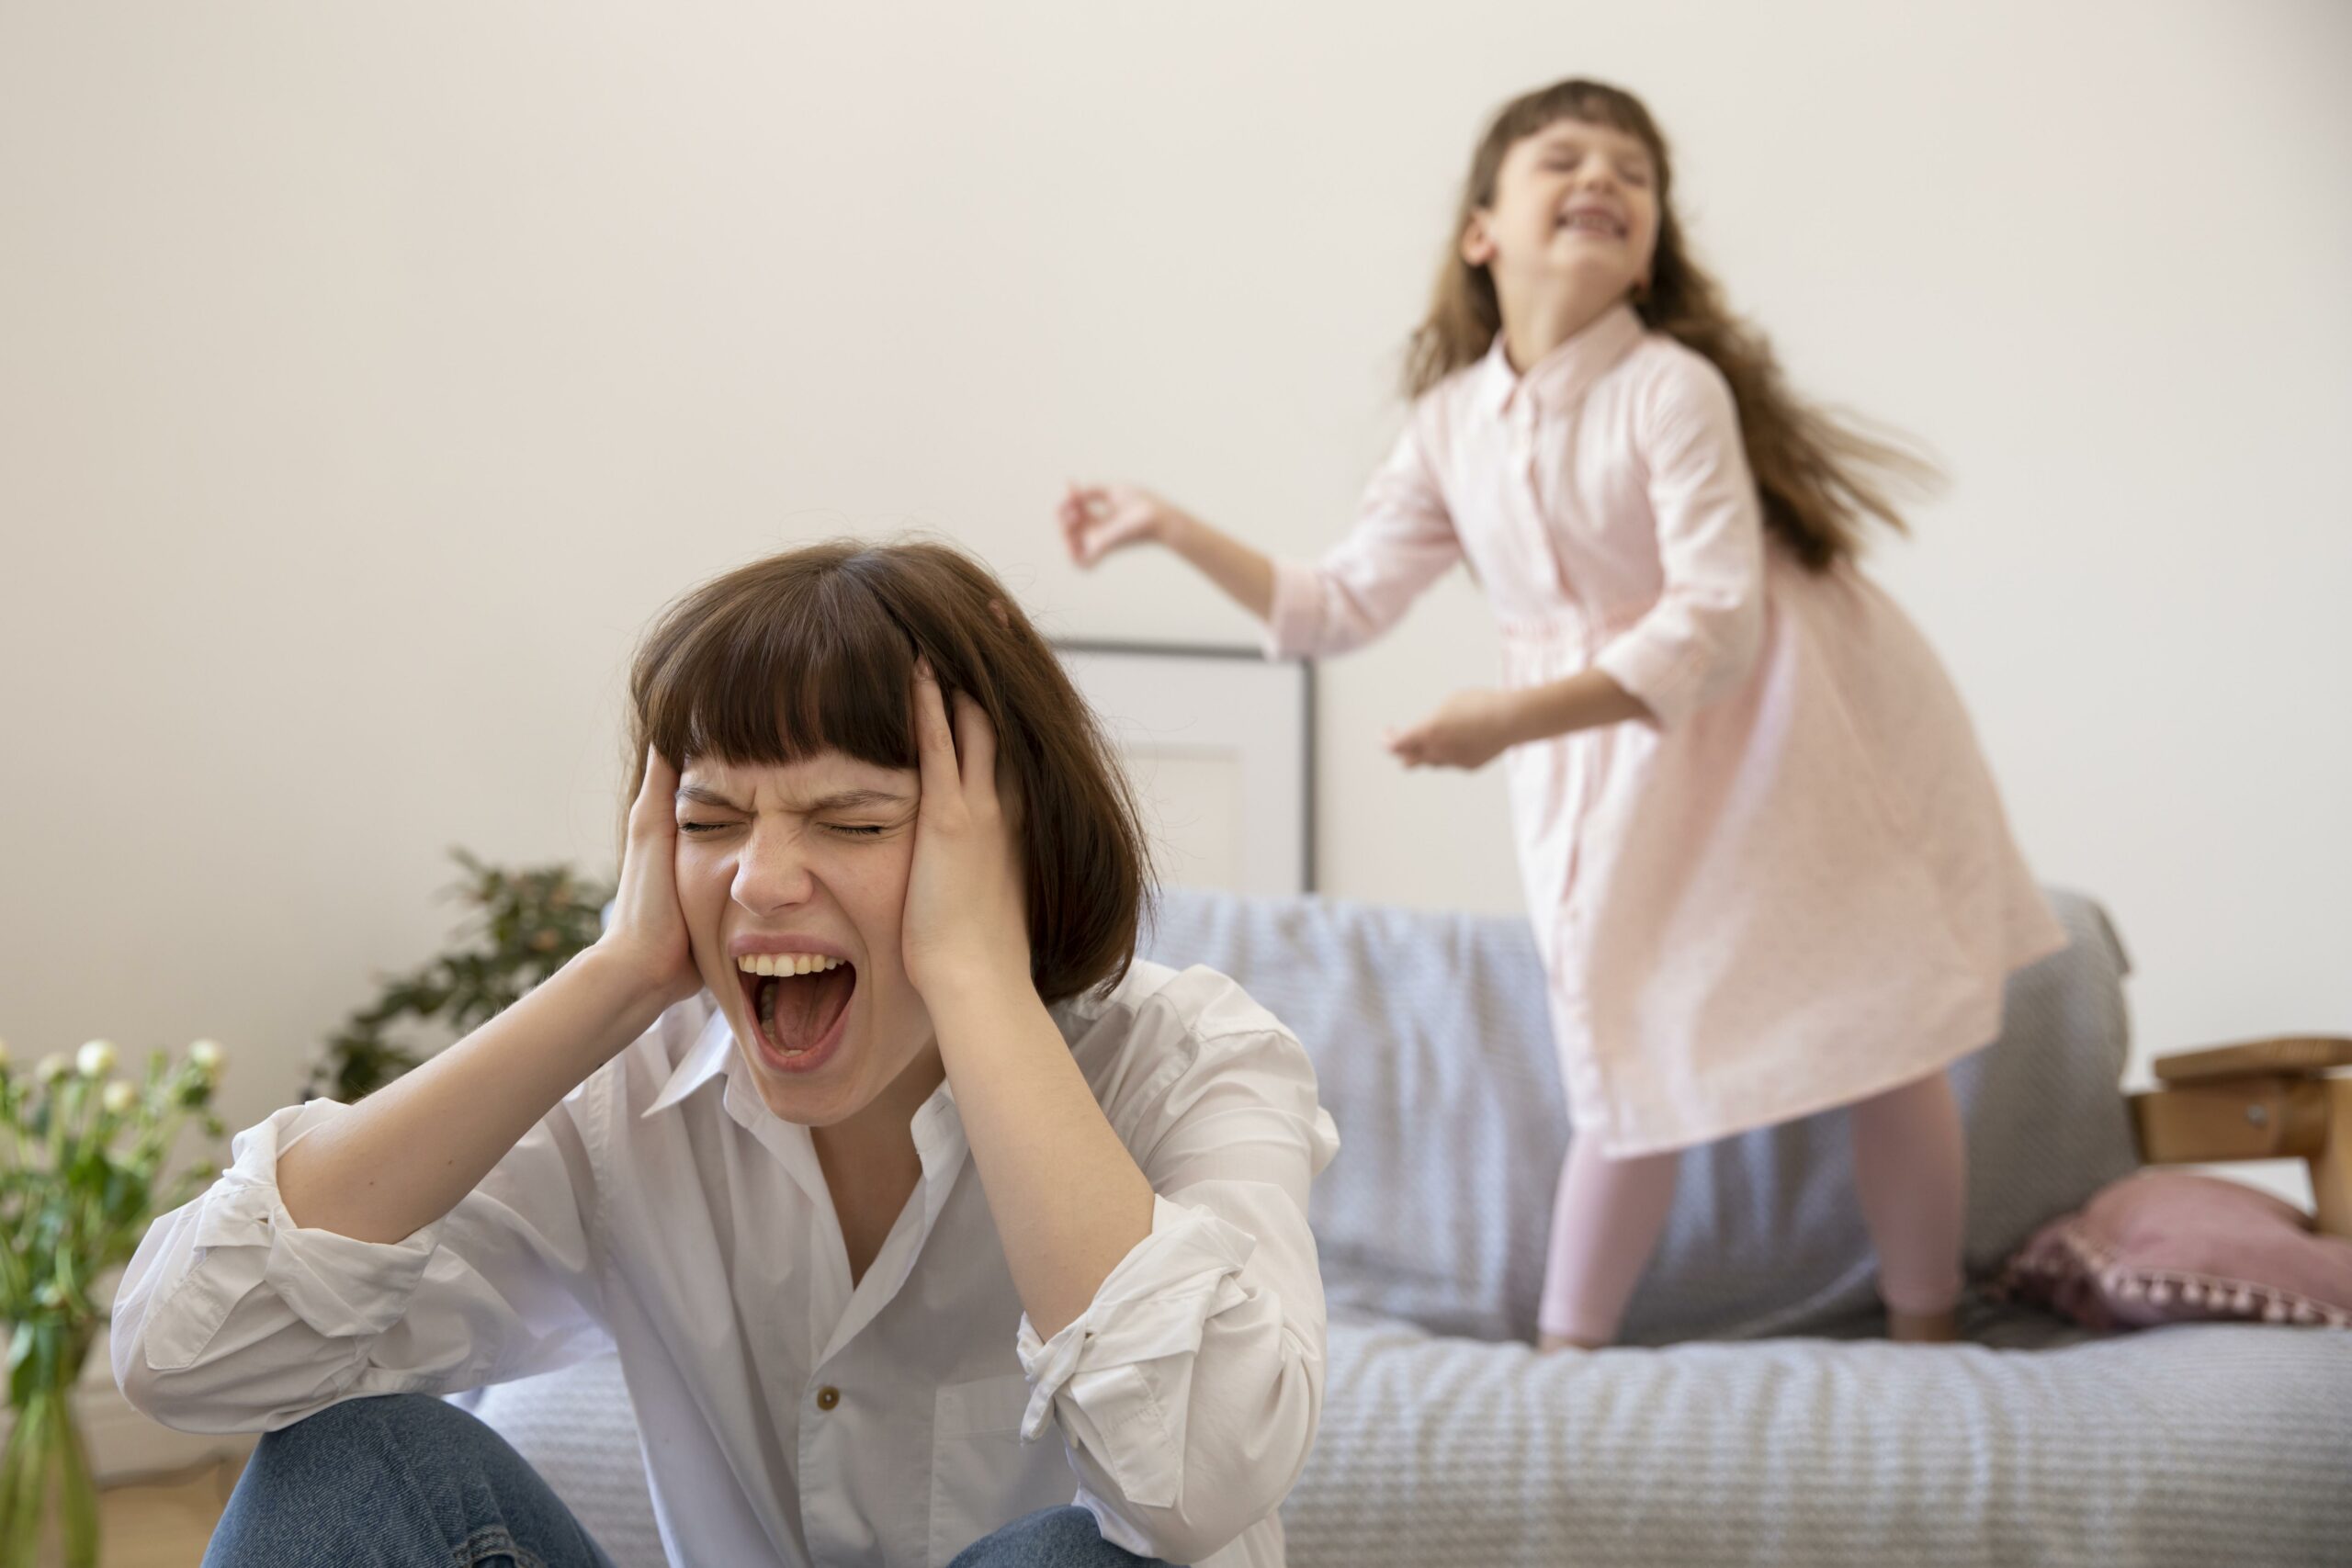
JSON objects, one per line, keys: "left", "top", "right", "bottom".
{"left": 0, "top": 1316, "right": 100, "bottom": 1568}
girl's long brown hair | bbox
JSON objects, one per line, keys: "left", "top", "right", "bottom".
{"left": 1408, "top": 78, "right": 1933, "bottom": 570}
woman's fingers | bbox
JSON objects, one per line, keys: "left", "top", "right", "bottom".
{"left": 950, "top": 690, "right": 998, "bottom": 805}
{"left": 605, "top": 747, "right": 695, "bottom": 1002}
{"left": 909, "top": 660, "right": 1004, "bottom": 819}
{"left": 627, "top": 745, "right": 677, "bottom": 845}
{"left": 910, "top": 658, "right": 963, "bottom": 807}
{"left": 628, "top": 750, "right": 683, "bottom": 905}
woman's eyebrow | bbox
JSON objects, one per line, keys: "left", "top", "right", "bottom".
{"left": 673, "top": 784, "right": 910, "bottom": 813}
{"left": 800, "top": 787, "right": 911, "bottom": 813}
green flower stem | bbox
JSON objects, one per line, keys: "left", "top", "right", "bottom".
{"left": 2, "top": 1043, "right": 220, "bottom": 1568}
{"left": 0, "top": 1335, "right": 98, "bottom": 1568}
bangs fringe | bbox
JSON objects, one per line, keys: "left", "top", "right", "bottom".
{"left": 1493, "top": 80, "right": 1657, "bottom": 173}
{"left": 635, "top": 553, "right": 922, "bottom": 773}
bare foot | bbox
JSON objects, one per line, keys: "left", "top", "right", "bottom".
{"left": 1537, "top": 1332, "right": 1608, "bottom": 1353}
{"left": 1886, "top": 1307, "right": 1962, "bottom": 1344}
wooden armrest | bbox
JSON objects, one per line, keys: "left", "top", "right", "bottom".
{"left": 2131, "top": 1073, "right": 2352, "bottom": 1239}
{"left": 2150, "top": 1035, "right": 2352, "bottom": 1085}
{"left": 2131, "top": 1077, "right": 2333, "bottom": 1163}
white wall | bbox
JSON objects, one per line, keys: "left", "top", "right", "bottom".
{"left": 4, "top": 2, "right": 2347, "bottom": 1200}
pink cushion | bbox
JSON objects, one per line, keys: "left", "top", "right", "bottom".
{"left": 1997, "top": 1169, "right": 2352, "bottom": 1331}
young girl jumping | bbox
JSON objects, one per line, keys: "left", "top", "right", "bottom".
{"left": 1058, "top": 77, "right": 2065, "bottom": 1349}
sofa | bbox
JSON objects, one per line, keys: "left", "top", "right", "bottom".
{"left": 458, "top": 886, "right": 2352, "bottom": 1566}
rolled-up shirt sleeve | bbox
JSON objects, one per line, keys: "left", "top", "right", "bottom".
{"left": 111, "top": 1087, "right": 611, "bottom": 1434}
{"left": 1264, "top": 412, "right": 1461, "bottom": 661}
{"left": 1591, "top": 354, "right": 1767, "bottom": 728}
{"left": 1015, "top": 984, "right": 1338, "bottom": 1563}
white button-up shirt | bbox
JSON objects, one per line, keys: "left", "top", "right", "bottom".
{"left": 113, "top": 961, "right": 1339, "bottom": 1567}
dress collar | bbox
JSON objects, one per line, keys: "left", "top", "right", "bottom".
{"left": 1477, "top": 302, "right": 1646, "bottom": 418}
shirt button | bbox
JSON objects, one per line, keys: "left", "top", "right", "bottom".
{"left": 815, "top": 1386, "right": 841, "bottom": 1412}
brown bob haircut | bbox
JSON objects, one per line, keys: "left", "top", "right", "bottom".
{"left": 623, "top": 539, "right": 1152, "bottom": 1005}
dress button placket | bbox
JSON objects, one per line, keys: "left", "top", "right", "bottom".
{"left": 1516, "top": 400, "right": 1544, "bottom": 513}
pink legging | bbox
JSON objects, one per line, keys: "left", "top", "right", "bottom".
{"left": 1537, "top": 1068, "right": 1967, "bottom": 1344}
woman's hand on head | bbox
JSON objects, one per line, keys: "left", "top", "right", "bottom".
{"left": 900, "top": 660, "right": 1033, "bottom": 1004}
{"left": 594, "top": 746, "right": 703, "bottom": 1016}
{"left": 1058, "top": 481, "right": 1185, "bottom": 568}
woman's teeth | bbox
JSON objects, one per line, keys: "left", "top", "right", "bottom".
{"left": 736, "top": 953, "right": 845, "bottom": 977}
{"left": 737, "top": 954, "right": 854, "bottom": 1059}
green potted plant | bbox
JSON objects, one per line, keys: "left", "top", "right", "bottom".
{"left": 0, "top": 1036, "right": 225, "bottom": 1568}
{"left": 310, "top": 851, "right": 612, "bottom": 1102}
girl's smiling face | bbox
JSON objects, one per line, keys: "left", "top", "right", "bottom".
{"left": 674, "top": 750, "right": 942, "bottom": 1127}
{"left": 1464, "top": 117, "right": 1660, "bottom": 305}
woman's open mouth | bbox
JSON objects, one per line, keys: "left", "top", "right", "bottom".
{"left": 734, "top": 952, "right": 857, "bottom": 1075}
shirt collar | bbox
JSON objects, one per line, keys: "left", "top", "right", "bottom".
{"left": 642, "top": 1003, "right": 738, "bottom": 1117}
{"left": 1479, "top": 301, "right": 1646, "bottom": 418}
{"left": 640, "top": 999, "right": 974, "bottom": 1178}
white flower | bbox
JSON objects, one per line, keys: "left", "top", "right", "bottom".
{"left": 36, "top": 1054, "right": 70, "bottom": 1083}
{"left": 77, "top": 1040, "right": 118, "bottom": 1077}
{"left": 188, "top": 1039, "right": 226, "bottom": 1075}
{"left": 102, "top": 1080, "right": 138, "bottom": 1115}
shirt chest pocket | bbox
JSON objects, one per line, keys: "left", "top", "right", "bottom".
{"left": 926, "top": 1372, "right": 1070, "bottom": 1567}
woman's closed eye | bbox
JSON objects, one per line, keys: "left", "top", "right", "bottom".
{"left": 676, "top": 818, "right": 892, "bottom": 837}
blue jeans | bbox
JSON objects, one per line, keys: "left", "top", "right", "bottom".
{"left": 204, "top": 1393, "right": 1167, "bottom": 1567}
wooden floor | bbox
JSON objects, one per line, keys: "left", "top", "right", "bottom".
{"left": 88, "top": 1456, "right": 241, "bottom": 1567}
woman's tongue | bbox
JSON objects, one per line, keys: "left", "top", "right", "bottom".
{"left": 758, "top": 968, "right": 854, "bottom": 1054}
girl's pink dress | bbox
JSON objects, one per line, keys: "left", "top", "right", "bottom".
{"left": 1265, "top": 304, "right": 2067, "bottom": 1156}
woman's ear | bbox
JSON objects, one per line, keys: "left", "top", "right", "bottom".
{"left": 987, "top": 598, "right": 1012, "bottom": 631}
